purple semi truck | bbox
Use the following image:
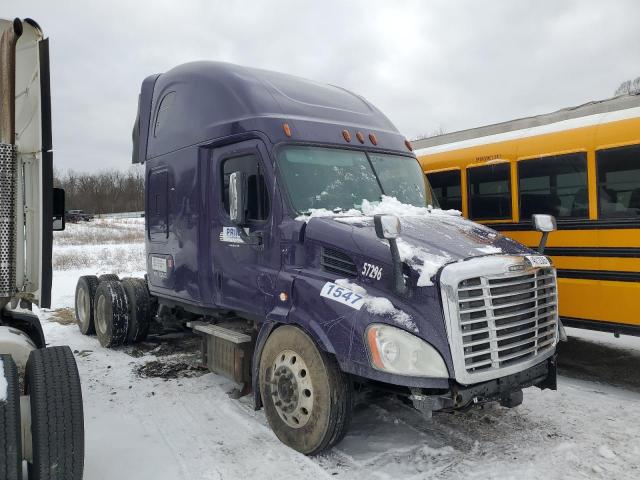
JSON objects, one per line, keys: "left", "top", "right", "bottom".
{"left": 75, "top": 61, "right": 560, "bottom": 454}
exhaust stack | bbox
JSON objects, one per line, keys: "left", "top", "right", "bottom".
{"left": 0, "top": 18, "right": 22, "bottom": 305}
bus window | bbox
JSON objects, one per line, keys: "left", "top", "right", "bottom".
{"left": 597, "top": 144, "right": 640, "bottom": 218}
{"left": 467, "top": 163, "right": 511, "bottom": 220}
{"left": 518, "top": 153, "right": 588, "bottom": 220}
{"left": 426, "top": 170, "right": 462, "bottom": 211}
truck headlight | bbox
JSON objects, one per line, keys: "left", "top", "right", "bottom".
{"left": 365, "top": 324, "right": 449, "bottom": 378}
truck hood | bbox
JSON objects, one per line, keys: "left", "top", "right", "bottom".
{"left": 305, "top": 213, "right": 533, "bottom": 284}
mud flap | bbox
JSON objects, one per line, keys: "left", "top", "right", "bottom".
{"left": 536, "top": 355, "right": 557, "bottom": 391}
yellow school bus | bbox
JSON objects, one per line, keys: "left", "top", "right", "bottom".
{"left": 414, "top": 94, "right": 640, "bottom": 336}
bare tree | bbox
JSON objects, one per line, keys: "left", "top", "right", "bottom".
{"left": 413, "top": 125, "right": 446, "bottom": 141}
{"left": 614, "top": 76, "right": 640, "bottom": 96}
{"left": 54, "top": 167, "right": 145, "bottom": 214}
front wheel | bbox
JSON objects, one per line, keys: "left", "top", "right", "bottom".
{"left": 25, "top": 346, "right": 84, "bottom": 480}
{"left": 0, "top": 354, "right": 22, "bottom": 480}
{"left": 259, "top": 326, "right": 353, "bottom": 455}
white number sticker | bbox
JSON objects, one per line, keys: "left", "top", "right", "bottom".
{"left": 320, "top": 282, "right": 365, "bottom": 310}
{"left": 361, "top": 262, "right": 383, "bottom": 280}
{"left": 220, "top": 226, "right": 244, "bottom": 244}
{"left": 525, "top": 255, "right": 551, "bottom": 267}
{"left": 151, "top": 256, "right": 167, "bottom": 273}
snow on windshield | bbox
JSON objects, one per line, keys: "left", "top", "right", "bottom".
{"left": 296, "top": 195, "right": 461, "bottom": 222}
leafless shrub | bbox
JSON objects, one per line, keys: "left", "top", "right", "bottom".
{"left": 54, "top": 167, "right": 144, "bottom": 215}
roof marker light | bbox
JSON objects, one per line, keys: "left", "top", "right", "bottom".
{"left": 369, "top": 133, "right": 378, "bottom": 145}
{"left": 356, "top": 132, "right": 365, "bottom": 144}
{"left": 342, "top": 129, "right": 352, "bottom": 142}
{"left": 283, "top": 123, "right": 292, "bottom": 137}
{"left": 405, "top": 139, "right": 413, "bottom": 151}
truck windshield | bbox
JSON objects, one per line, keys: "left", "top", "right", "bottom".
{"left": 277, "top": 146, "right": 434, "bottom": 213}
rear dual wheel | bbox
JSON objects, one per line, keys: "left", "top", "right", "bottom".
{"left": 259, "top": 326, "right": 353, "bottom": 455}
{"left": 75, "top": 275, "right": 99, "bottom": 335}
{"left": 94, "top": 280, "right": 129, "bottom": 348}
{"left": 76, "top": 276, "right": 151, "bottom": 346}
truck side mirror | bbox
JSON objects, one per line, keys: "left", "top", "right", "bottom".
{"left": 374, "top": 214, "right": 406, "bottom": 294}
{"left": 53, "top": 187, "right": 65, "bottom": 231}
{"left": 229, "top": 171, "right": 247, "bottom": 226}
{"left": 374, "top": 214, "right": 401, "bottom": 239}
{"left": 532, "top": 214, "right": 556, "bottom": 254}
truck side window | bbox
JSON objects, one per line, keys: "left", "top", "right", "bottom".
{"left": 518, "top": 153, "right": 588, "bottom": 220}
{"left": 467, "top": 163, "right": 511, "bottom": 220}
{"left": 222, "top": 154, "right": 270, "bottom": 221}
{"left": 154, "top": 91, "right": 176, "bottom": 137}
{"left": 597, "top": 144, "right": 640, "bottom": 218}
{"left": 148, "top": 170, "right": 169, "bottom": 240}
{"left": 426, "top": 170, "right": 462, "bottom": 211}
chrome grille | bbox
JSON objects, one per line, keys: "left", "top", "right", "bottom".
{"left": 457, "top": 268, "right": 557, "bottom": 374}
{"left": 440, "top": 256, "right": 558, "bottom": 385}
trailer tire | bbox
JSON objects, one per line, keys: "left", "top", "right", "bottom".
{"left": 94, "top": 280, "right": 128, "bottom": 348}
{"left": 98, "top": 273, "right": 119, "bottom": 283}
{"left": 25, "top": 346, "right": 84, "bottom": 480}
{"left": 0, "top": 354, "right": 22, "bottom": 480}
{"left": 74, "top": 275, "right": 99, "bottom": 335}
{"left": 259, "top": 325, "right": 353, "bottom": 455}
{"left": 121, "top": 278, "right": 151, "bottom": 344}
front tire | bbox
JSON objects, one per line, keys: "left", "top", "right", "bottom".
{"left": 25, "top": 346, "right": 84, "bottom": 480}
{"left": 0, "top": 354, "right": 22, "bottom": 480}
{"left": 259, "top": 326, "right": 352, "bottom": 455}
{"left": 94, "top": 280, "right": 129, "bottom": 348}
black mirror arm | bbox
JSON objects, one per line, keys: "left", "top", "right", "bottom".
{"left": 388, "top": 238, "right": 407, "bottom": 295}
{"left": 538, "top": 231, "right": 549, "bottom": 254}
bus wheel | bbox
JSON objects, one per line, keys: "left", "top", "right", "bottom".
{"left": 0, "top": 355, "right": 22, "bottom": 480}
{"left": 94, "top": 280, "right": 128, "bottom": 348}
{"left": 74, "top": 275, "right": 99, "bottom": 335}
{"left": 259, "top": 326, "right": 353, "bottom": 455}
{"left": 121, "top": 278, "right": 151, "bottom": 344}
{"left": 25, "top": 346, "right": 84, "bottom": 480}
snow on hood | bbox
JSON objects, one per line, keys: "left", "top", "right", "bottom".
{"left": 302, "top": 197, "right": 531, "bottom": 288}
{"left": 335, "top": 279, "right": 418, "bottom": 332}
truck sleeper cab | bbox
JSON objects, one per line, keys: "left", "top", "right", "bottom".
{"left": 125, "top": 62, "right": 558, "bottom": 454}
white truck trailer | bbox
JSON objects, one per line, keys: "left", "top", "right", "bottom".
{"left": 0, "top": 17, "right": 84, "bottom": 480}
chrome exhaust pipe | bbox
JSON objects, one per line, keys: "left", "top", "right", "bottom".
{"left": 0, "top": 18, "right": 22, "bottom": 305}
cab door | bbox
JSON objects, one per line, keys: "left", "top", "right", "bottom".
{"left": 209, "top": 139, "right": 278, "bottom": 317}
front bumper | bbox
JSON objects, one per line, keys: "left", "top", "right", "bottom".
{"left": 425, "top": 356, "right": 556, "bottom": 411}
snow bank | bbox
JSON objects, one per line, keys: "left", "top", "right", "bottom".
{"left": 0, "top": 358, "right": 7, "bottom": 402}
{"left": 335, "top": 279, "right": 417, "bottom": 332}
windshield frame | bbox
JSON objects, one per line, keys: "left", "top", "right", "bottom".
{"left": 273, "top": 142, "right": 436, "bottom": 215}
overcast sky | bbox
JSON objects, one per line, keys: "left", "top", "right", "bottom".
{"left": 7, "top": 0, "right": 640, "bottom": 172}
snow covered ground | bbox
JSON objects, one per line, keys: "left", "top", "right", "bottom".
{"left": 38, "top": 219, "right": 640, "bottom": 479}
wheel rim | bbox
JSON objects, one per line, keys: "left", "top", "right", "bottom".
{"left": 77, "top": 288, "right": 90, "bottom": 327}
{"left": 269, "top": 349, "right": 314, "bottom": 429}
{"left": 95, "top": 295, "right": 107, "bottom": 335}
